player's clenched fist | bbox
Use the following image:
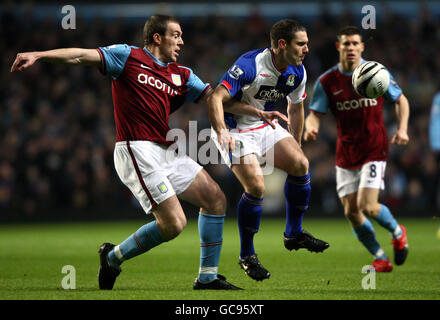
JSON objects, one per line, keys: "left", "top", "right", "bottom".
{"left": 390, "top": 129, "right": 409, "bottom": 145}
{"left": 10, "top": 52, "right": 39, "bottom": 72}
{"left": 303, "top": 128, "right": 318, "bottom": 142}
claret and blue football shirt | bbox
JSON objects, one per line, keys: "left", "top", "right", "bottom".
{"left": 97, "top": 44, "right": 210, "bottom": 145}
{"left": 309, "top": 61, "right": 403, "bottom": 169}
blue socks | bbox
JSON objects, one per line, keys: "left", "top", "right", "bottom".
{"left": 106, "top": 213, "right": 226, "bottom": 284}
{"left": 236, "top": 174, "right": 311, "bottom": 259}
{"left": 284, "top": 173, "right": 311, "bottom": 238}
{"left": 237, "top": 192, "right": 263, "bottom": 259}
{"left": 353, "top": 219, "right": 388, "bottom": 260}
{"left": 352, "top": 205, "right": 402, "bottom": 260}
{"left": 373, "top": 204, "right": 402, "bottom": 239}
{"left": 198, "top": 212, "right": 225, "bottom": 283}
{"left": 107, "top": 221, "right": 165, "bottom": 268}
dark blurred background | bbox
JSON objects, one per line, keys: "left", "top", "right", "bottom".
{"left": 1, "top": 0, "right": 439, "bottom": 221}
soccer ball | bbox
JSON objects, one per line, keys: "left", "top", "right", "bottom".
{"left": 352, "top": 61, "right": 390, "bottom": 98}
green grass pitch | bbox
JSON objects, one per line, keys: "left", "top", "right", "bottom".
{"left": 0, "top": 217, "right": 439, "bottom": 300}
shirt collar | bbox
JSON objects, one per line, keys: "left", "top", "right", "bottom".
{"left": 143, "top": 47, "right": 168, "bottom": 67}
{"left": 337, "top": 58, "right": 366, "bottom": 76}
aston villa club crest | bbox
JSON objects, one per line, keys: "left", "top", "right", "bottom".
{"left": 171, "top": 74, "right": 182, "bottom": 86}
{"left": 286, "top": 74, "right": 295, "bottom": 86}
{"left": 157, "top": 182, "right": 168, "bottom": 193}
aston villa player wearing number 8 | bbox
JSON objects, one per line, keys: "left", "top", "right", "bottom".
{"left": 11, "top": 15, "right": 241, "bottom": 290}
{"left": 304, "top": 26, "right": 410, "bottom": 272}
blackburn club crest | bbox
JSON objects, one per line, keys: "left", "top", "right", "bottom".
{"left": 286, "top": 74, "right": 295, "bottom": 86}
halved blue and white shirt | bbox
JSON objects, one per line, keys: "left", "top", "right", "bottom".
{"left": 219, "top": 47, "right": 307, "bottom": 130}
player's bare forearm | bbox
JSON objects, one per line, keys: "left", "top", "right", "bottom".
{"left": 205, "top": 85, "right": 236, "bottom": 151}
{"left": 205, "top": 86, "right": 229, "bottom": 134}
{"left": 304, "top": 111, "right": 321, "bottom": 142}
{"left": 287, "top": 101, "right": 304, "bottom": 145}
{"left": 11, "top": 48, "right": 101, "bottom": 72}
{"left": 224, "top": 99, "right": 258, "bottom": 117}
{"left": 391, "top": 94, "right": 410, "bottom": 145}
{"left": 40, "top": 48, "right": 101, "bottom": 66}
{"left": 395, "top": 94, "right": 410, "bottom": 132}
{"left": 224, "top": 100, "right": 289, "bottom": 129}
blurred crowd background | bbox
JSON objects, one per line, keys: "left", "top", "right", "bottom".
{"left": 1, "top": 1, "right": 439, "bottom": 221}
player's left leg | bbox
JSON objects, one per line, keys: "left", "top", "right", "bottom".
{"left": 358, "top": 187, "right": 408, "bottom": 266}
{"left": 270, "top": 136, "right": 329, "bottom": 252}
{"left": 178, "top": 169, "right": 242, "bottom": 290}
{"left": 230, "top": 154, "right": 270, "bottom": 281}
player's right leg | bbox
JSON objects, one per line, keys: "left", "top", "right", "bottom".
{"left": 339, "top": 189, "right": 392, "bottom": 272}
{"left": 270, "top": 136, "right": 329, "bottom": 253}
{"left": 98, "top": 196, "right": 180, "bottom": 290}
{"left": 231, "top": 154, "right": 270, "bottom": 281}
{"left": 98, "top": 141, "right": 183, "bottom": 290}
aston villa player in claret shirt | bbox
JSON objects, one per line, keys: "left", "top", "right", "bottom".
{"left": 305, "top": 26, "right": 410, "bottom": 272}
{"left": 11, "top": 14, "right": 242, "bottom": 291}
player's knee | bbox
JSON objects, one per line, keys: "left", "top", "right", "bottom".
{"left": 298, "top": 157, "right": 309, "bottom": 175}
{"left": 344, "top": 210, "right": 361, "bottom": 223}
{"left": 159, "top": 215, "right": 187, "bottom": 240}
{"left": 246, "top": 181, "right": 265, "bottom": 198}
{"left": 289, "top": 156, "right": 309, "bottom": 176}
{"left": 202, "top": 184, "right": 227, "bottom": 214}
{"left": 170, "top": 216, "right": 187, "bottom": 239}
{"left": 357, "top": 202, "right": 377, "bottom": 218}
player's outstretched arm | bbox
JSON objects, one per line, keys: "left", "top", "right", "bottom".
{"left": 391, "top": 94, "right": 410, "bottom": 145}
{"left": 11, "top": 48, "right": 101, "bottom": 72}
{"left": 304, "top": 111, "right": 322, "bottom": 142}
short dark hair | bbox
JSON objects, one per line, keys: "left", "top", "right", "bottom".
{"left": 270, "top": 19, "right": 307, "bottom": 48}
{"left": 143, "top": 14, "right": 179, "bottom": 46}
{"left": 337, "top": 26, "right": 362, "bottom": 41}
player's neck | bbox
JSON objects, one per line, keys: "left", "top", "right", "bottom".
{"left": 339, "top": 60, "right": 361, "bottom": 73}
{"left": 145, "top": 45, "right": 167, "bottom": 64}
{"left": 271, "top": 48, "right": 288, "bottom": 72}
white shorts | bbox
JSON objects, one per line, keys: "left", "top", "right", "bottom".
{"left": 336, "top": 161, "right": 386, "bottom": 198}
{"left": 215, "top": 121, "right": 291, "bottom": 165}
{"left": 114, "top": 140, "right": 203, "bottom": 214}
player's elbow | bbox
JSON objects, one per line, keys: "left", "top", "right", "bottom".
{"left": 207, "top": 85, "right": 231, "bottom": 108}
{"left": 206, "top": 89, "right": 219, "bottom": 107}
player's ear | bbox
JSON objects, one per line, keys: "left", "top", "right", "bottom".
{"left": 335, "top": 41, "right": 340, "bottom": 52}
{"left": 360, "top": 41, "right": 365, "bottom": 53}
{"left": 153, "top": 33, "right": 162, "bottom": 45}
{"left": 278, "top": 39, "right": 287, "bottom": 49}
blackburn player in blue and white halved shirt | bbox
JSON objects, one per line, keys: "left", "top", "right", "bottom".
{"left": 207, "top": 19, "right": 329, "bottom": 282}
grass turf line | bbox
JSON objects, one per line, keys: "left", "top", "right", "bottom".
{"left": 0, "top": 218, "right": 439, "bottom": 300}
